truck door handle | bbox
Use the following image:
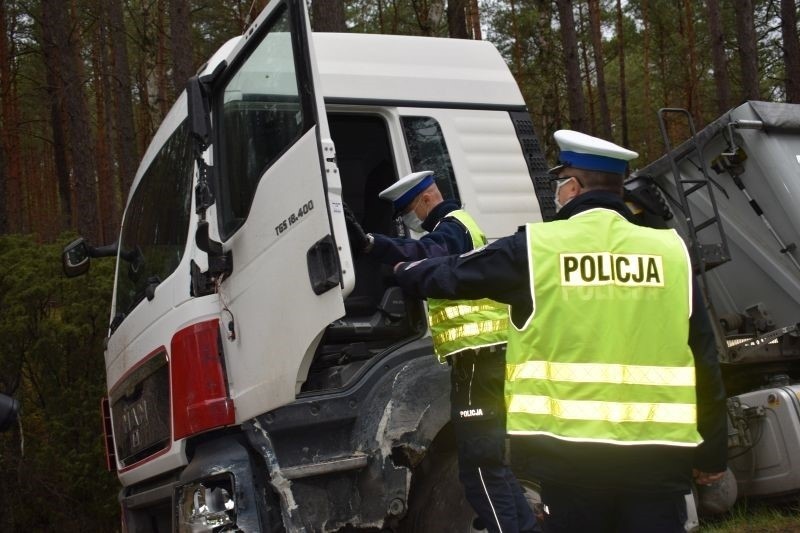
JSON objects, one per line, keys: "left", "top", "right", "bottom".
{"left": 307, "top": 234, "right": 341, "bottom": 295}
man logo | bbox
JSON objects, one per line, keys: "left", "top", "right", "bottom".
{"left": 560, "top": 253, "right": 664, "bottom": 287}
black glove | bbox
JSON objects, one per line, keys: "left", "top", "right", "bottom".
{"left": 342, "top": 203, "right": 371, "bottom": 254}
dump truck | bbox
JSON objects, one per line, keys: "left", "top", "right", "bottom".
{"left": 626, "top": 100, "right": 800, "bottom": 513}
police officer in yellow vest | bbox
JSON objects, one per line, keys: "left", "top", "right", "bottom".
{"left": 393, "top": 133, "right": 728, "bottom": 533}
{"left": 345, "top": 171, "right": 539, "bottom": 533}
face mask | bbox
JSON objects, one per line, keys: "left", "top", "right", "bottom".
{"left": 402, "top": 211, "right": 425, "bottom": 232}
{"left": 553, "top": 177, "right": 573, "bottom": 212}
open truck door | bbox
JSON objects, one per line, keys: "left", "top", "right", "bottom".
{"left": 191, "top": 0, "right": 355, "bottom": 419}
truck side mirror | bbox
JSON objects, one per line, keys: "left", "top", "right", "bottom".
{"left": 62, "top": 237, "right": 91, "bottom": 277}
{"left": 62, "top": 238, "right": 120, "bottom": 277}
{"left": 0, "top": 393, "right": 19, "bottom": 432}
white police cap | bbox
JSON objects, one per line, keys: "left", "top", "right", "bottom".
{"left": 549, "top": 130, "right": 638, "bottom": 174}
{"left": 378, "top": 171, "right": 435, "bottom": 214}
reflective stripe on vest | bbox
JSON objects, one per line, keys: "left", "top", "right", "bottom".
{"left": 508, "top": 360, "right": 696, "bottom": 387}
{"left": 507, "top": 395, "right": 696, "bottom": 425}
{"left": 432, "top": 317, "right": 508, "bottom": 348}
{"left": 427, "top": 210, "right": 508, "bottom": 361}
{"left": 505, "top": 208, "right": 701, "bottom": 447}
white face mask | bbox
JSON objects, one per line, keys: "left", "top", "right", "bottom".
{"left": 402, "top": 211, "right": 425, "bottom": 232}
{"left": 553, "top": 177, "right": 574, "bottom": 212}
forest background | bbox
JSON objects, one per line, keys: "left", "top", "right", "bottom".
{"left": 0, "top": 0, "right": 798, "bottom": 530}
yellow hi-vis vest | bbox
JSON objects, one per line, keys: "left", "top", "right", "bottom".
{"left": 506, "top": 208, "right": 702, "bottom": 447}
{"left": 427, "top": 210, "right": 508, "bottom": 362}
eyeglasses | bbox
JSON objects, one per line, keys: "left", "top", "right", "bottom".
{"left": 548, "top": 175, "right": 584, "bottom": 193}
{"left": 549, "top": 176, "right": 572, "bottom": 193}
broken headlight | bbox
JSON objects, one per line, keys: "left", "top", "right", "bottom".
{"left": 176, "top": 474, "right": 237, "bottom": 532}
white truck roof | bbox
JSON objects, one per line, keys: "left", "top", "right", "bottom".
{"left": 199, "top": 33, "right": 524, "bottom": 107}
{"left": 312, "top": 33, "right": 526, "bottom": 107}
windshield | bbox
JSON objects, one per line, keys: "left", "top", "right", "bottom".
{"left": 114, "top": 120, "right": 194, "bottom": 324}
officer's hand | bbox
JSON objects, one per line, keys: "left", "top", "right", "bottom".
{"left": 342, "top": 203, "right": 370, "bottom": 253}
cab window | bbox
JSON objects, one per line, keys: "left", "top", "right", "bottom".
{"left": 216, "top": 4, "right": 310, "bottom": 238}
{"left": 401, "top": 116, "right": 461, "bottom": 203}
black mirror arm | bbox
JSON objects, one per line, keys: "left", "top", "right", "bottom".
{"left": 88, "top": 242, "right": 119, "bottom": 259}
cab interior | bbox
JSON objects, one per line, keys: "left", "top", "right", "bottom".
{"left": 301, "top": 113, "right": 427, "bottom": 392}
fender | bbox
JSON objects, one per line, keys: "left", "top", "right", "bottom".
{"left": 244, "top": 339, "right": 454, "bottom": 531}
{"left": 352, "top": 350, "right": 452, "bottom": 470}
{"left": 344, "top": 345, "right": 453, "bottom": 528}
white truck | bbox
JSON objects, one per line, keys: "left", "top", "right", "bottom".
{"left": 62, "top": 0, "right": 551, "bottom": 531}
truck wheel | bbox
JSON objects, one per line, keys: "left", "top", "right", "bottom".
{"left": 400, "top": 450, "right": 481, "bottom": 532}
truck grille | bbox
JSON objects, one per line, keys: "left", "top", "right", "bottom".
{"left": 110, "top": 351, "right": 171, "bottom": 467}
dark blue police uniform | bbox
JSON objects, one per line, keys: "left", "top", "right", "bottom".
{"left": 394, "top": 191, "right": 728, "bottom": 533}
{"left": 368, "top": 199, "right": 538, "bottom": 533}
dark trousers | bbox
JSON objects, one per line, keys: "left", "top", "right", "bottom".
{"left": 540, "top": 482, "right": 688, "bottom": 533}
{"left": 451, "top": 348, "right": 539, "bottom": 533}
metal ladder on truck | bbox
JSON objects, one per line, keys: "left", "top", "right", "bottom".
{"left": 657, "top": 108, "right": 731, "bottom": 272}
{"left": 657, "top": 108, "right": 732, "bottom": 359}
{"left": 657, "top": 108, "right": 800, "bottom": 366}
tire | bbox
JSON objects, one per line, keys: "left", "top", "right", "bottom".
{"left": 399, "top": 450, "right": 482, "bottom": 533}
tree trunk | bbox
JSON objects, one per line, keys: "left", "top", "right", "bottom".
{"left": 377, "top": 0, "right": 385, "bottom": 33}
{"left": 0, "top": 142, "right": 5, "bottom": 235}
{"left": 556, "top": 0, "right": 586, "bottom": 132}
{"left": 781, "top": 0, "right": 800, "bottom": 103}
{"left": 312, "top": 0, "right": 347, "bottom": 32}
{"left": 682, "top": 0, "right": 701, "bottom": 125}
{"left": 391, "top": 0, "right": 399, "bottom": 33}
{"left": 39, "top": 0, "right": 74, "bottom": 233}
{"left": 92, "top": 0, "right": 119, "bottom": 242}
{"left": 641, "top": 0, "right": 652, "bottom": 159}
{"left": 706, "top": 0, "right": 731, "bottom": 114}
{"left": 156, "top": 1, "right": 170, "bottom": 116}
{"left": 107, "top": 0, "right": 139, "bottom": 201}
{"left": 0, "top": 0, "right": 16, "bottom": 233}
{"left": 588, "top": 0, "right": 611, "bottom": 139}
{"left": 578, "top": 2, "right": 596, "bottom": 135}
{"left": 0, "top": 132, "right": 5, "bottom": 235}
{"left": 656, "top": 12, "right": 669, "bottom": 107}
{"left": 734, "top": 0, "right": 760, "bottom": 101}
{"left": 132, "top": 1, "right": 157, "bottom": 160}
{"left": 410, "top": 0, "right": 433, "bottom": 36}
{"left": 169, "top": 0, "right": 194, "bottom": 97}
{"left": 447, "top": 0, "right": 468, "bottom": 39}
{"left": 62, "top": 1, "right": 100, "bottom": 241}
{"left": 508, "top": 0, "right": 523, "bottom": 78}
{"left": 615, "top": 0, "right": 629, "bottom": 147}
{"left": 533, "top": 0, "right": 561, "bottom": 150}
{"left": 468, "top": 0, "right": 481, "bottom": 40}
{"left": 0, "top": 0, "right": 6, "bottom": 234}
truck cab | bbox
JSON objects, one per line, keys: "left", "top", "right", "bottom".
{"left": 62, "top": 0, "right": 552, "bottom": 530}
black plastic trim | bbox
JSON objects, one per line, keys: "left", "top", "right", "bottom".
{"left": 325, "top": 96, "right": 528, "bottom": 112}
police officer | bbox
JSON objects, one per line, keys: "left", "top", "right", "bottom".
{"left": 345, "top": 171, "right": 538, "bottom": 533}
{"left": 393, "top": 133, "right": 728, "bottom": 533}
